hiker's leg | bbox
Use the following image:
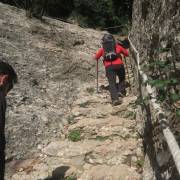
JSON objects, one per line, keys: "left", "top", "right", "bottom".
{"left": 106, "top": 67, "right": 119, "bottom": 101}
{"left": 116, "top": 64, "right": 126, "bottom": 95}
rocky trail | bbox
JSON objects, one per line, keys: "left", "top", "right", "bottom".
{"left": 7, "top": 74, "right": 144, "bottom": 180}
{"left": 0, "top": 3, "right": 144, "bottom": 180}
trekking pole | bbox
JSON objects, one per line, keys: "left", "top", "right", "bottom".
{"left": 124, "top": 56, "right": 131, "bottom": 92}
{"left": 96, "top": 60, "right": 99, "bottom": 94}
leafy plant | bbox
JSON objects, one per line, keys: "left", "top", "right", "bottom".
{"left": 136, "top": 158, "right": 144, "bottom": 167}
{"left": 65, "top": 176, "right": 77, "bottom": 180}
{"left": 142, "top": 48, "right": 179, "bottom": 121}
{"left": 157, "top": 89, "right": 167, "bottom": 102}
{"left": 167, "top": 78, "right": 179, "bottom": 86}
{"left": 176, "top": 109, "right": 180, "bottom": 118}
{"left": 170, "top": 93, "right": 180, "bottom": 103}
{"left": 68, "top": 130, "right": 82, "bottom": 142}
{"left": 147, "top": 79, "right": 167, "bottom": 90}
{"left": 4, "top": 0, "right": 134, "bottom": 30}
{"left": 143, "top": 60, "right": 174, "bottom": 73}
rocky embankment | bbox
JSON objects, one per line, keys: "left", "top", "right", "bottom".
{"left": 7, "top": 78, "right": 143, "bottom": 180}
{"left": 130, "top": 0, "right": 180, "bottom": 179}
{"left": 0, "top": 2, "right": 143, "bottom": 180}
{"left": 0, "top": 2, "right": 104, "bottom": 159}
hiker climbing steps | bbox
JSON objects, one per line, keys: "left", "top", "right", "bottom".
{"left": 10, "top": 72, "right": 143, "bottom": 179}
{"left": 94, "top": 34, "right": 129, "bottom": 106}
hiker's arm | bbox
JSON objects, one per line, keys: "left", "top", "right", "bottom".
{"left": 121, "top": 47, "right": 129, "bottom": 57}
{"left": 117, "top": 45, "right": 129, "bottom": 57}
{"left": 94, "top": 48, "right": 103, "bottom": 60}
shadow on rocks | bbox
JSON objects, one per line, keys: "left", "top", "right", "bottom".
{"left": 43, "top": 166, "right": 72, "bottom": 180}
{"left": 100, "top": 81, "right": 130, "bottom": 91}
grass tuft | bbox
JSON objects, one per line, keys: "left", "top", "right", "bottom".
{"left": 68, "top": 130, "right": 82, "bottom": 142}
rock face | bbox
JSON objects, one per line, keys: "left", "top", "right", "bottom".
{"left": 131, "top": 0, "right": 180, "bottom": 179}
{"left": 0, "top": 2, "right": 105, "bottom": 160}
{"left": 0, "top": 3, "right": 143, "bottom": 180}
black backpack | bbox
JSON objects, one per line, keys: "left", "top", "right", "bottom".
{"left": 102, "top": 34, "right": 117, "bottom": 61}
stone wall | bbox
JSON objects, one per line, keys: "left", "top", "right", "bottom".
{"left": 130, "top": 0, "right": 180, "bottom": 179}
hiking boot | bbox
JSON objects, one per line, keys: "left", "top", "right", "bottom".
{"left": 112, "top": 98, "right": 122, "bottom": 106}
{"left": 117, "top": 81, "right": 126, "bottom": 97}
{"left": 118, "top": 90, "right": 126, "bottom": 97}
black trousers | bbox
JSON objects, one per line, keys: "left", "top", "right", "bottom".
{"left": 0, "top": 92, "right": 6, "bottom": 180}
{"left": 105, "top": 64, "right": 125, "bottom": 101}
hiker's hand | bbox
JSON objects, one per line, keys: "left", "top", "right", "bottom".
{"left": 93, "top": 55, "right": 97, "bottom": 60}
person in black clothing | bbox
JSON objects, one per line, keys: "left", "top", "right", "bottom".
{"left": 0, "top": 61, "right": 17, "bottom": 180}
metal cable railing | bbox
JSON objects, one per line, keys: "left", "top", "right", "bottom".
{"left": 128, "top": 34, "right": 180, "bottom": 175}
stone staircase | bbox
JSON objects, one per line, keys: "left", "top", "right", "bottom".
{"left": 8, "top": 71, "right": 143, "bottom": 180}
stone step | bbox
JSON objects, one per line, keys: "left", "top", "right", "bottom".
{"left": 71, "top": 95, "right": 136, "bottom": 115}
{"left": 10, "top": 81, "right": 142, "bottom": 180}
{"left": 11, "top": 139, "right": 142, "bottom": 179}
{"left": 68, "top": 116, "right": 137, "bottom": 140}
{"left": 79, "top": 164, "right": 141, "bottom": 180}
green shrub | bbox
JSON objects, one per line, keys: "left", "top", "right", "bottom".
{"left": 65, "top": 176, "right": 77, "bottom": 180}
{"left": 4, "top": 0, "right": 133, "bottom": 30}
{"left": 136, "top": 158, "right": 144, "bottom": 167}
{"left": 68, "top": 130, "right": 82, "bottom": 142}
